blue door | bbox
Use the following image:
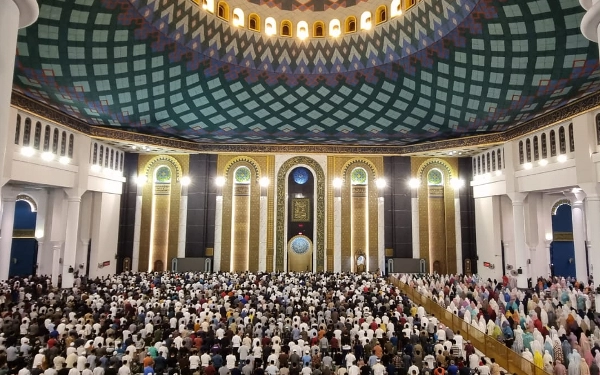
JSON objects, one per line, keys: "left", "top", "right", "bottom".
{"left": 551, "top": 203, "right": 576, "bottom": 278}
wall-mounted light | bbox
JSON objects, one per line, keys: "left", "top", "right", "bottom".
{"left": 59, "top": 156, "right": 70, "bottom": 165}
{"left": 408, "top": 178, "right": 421, "bottom": 189}
{"left": 523, "top": 162, "right": 532, "bottom": 170}
{"left": 90, "top": 164, "right": 101, "bottom": 173}
{"left": 41, "top": 152, "right": 55, "bottom": 162}
{"left": 332, "top": 178, "right": 343, "bottom": 188}
{"left": 557, "top": 154, "right": 567, "bottom": 163}
{"left": 539, "top": 159, "right": 548, "bottom": 166}
{"left": 34, "top": 230, "right": 44, "bottom": 239}
{"left": 134, "top": 175, "right": 148, "bottom": 186}
{"left": 259, "top": 177, "right": 270, "bottom": 187}
{"left": 450, "top": 178, "right": 464, "bottom": 190}
{"left": 20, "top": 147, "right": 35, "bottom": 157}
{"left": 215, "top": 176, "right": 226, "bottom": 186}
{"left": 375, "top": 178, "right": 387, "bottom": 189}
{"left": 180, "top": 176, "right": 191, "bottom": 186}
{"left": 545, "top": 233, "right": 553, "bottom": 241}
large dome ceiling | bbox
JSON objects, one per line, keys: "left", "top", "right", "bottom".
{"left": 11, "top": 0, "right": 600, "bottom": 151}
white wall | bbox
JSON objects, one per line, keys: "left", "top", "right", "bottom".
{"left": 475, "top": 196, "right": 502, "bottom": 280}
{"left": 89, "top": 192, "right": 120, "bottom": 279}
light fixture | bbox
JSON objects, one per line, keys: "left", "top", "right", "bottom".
{"left": 20, "top": 147, "right": 35, "bottom": 157}
{"left": 408, "top": 178, "right": 421, "bottom": 189}
{"left": 91, "top": 164, "right": 101, "bottom": 172}
{"left": 545, "top": 233, "right": 553, "bottom": 241}
{"left": 523, "top": 162, "right": 532, "bottom": 170}
{"left": 131, "top": 145, "right": 137, "bottom": 150}
{"left": 59, "top": 156, "right": 70, "bottom": 165}
{"left": 41, "top": 152, "right": 55, "bottom": 162}
{"left": 448, "top": 151, "right": 454, "bottom": 155}
{"left": 181, "top": 176, "right": 191, "bottom": 186}
{"left": 557, "top": 154, "right": 567, "bottom": 163}
{"left": 572, "top": 187, "right": 582, "bottom": 193}
{"left": 259, "top": 177, "right": 270, "bottom": 187}
{"left": 539, "top": 159, "right": 548, "bottom": 166}
{"left": 34, "top": 230, "right": 44, "bottom": 239}
{"left": 495, "top": 170, "right": 502, "bottom": 176}
{"left": 375, "top": 178, "right": 387, "bottom": 189}
{"left": 450, "top": 178, "right": 464, "bottom": 190}
{"left": 134, "top": 175, "right": 148, "bottom": 185}
{"left": 298, "top": 28, "right": 308, "bottom": 40}
{"left": 215, "top": 176, "right": 226, "bottom": 186}
{"left": 332, "top": 178, "right": 343, "bottom": 188}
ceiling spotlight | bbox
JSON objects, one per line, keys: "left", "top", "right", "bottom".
{"left": 20, "top": 147, "right": 35, "bottom": 157}
{"left": 408, "top": 178, "right": 421, "bottom": 189}
{"left": 215, "top": 176, "right": 226, "bottom": 186}
{"left": 259, "top": 177, "right": 270, "bottom": 187}
{"left": 557, "top": 154, "right": 567, "bottom": 163}
{"left": 375, "top": 178, "right": 387, "bottom": 189}
{"left": 332, "top": 178, "right": 343, "bottom": 188}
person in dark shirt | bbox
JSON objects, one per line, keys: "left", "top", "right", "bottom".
{"left": 57, "top": 363, "right": 70, "bottom": 375}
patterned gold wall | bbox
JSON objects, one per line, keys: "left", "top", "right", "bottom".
{"left": 217, "top": 155, "right": 274, "bottom": 272}
{"left": 411, "top": 157, "right": 458, "bottom": 274}
{"left": 138, "top": 154, "right": 189, "bottom": 272}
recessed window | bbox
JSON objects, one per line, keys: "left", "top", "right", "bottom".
{"left": 249, "top": 14, "right": 260, "bottom": 31}
{"left": 281, "top": 20, "right": 292, "bottom": 37}
{"left": 34, "top": 122, "right": 42, "bottom": 149}
{"left": 232, "top": 8, "right": 244, "bottom": 27}
{"left": 329, "top": 19, "right": 341, "bottom": 37}
{"left": 265, "top": 17, "right": 276, "bottom": 36}
{"left": 52, "top": 128, "right": 59, "bottom": 154}
{"left": 391, "top": 0, "right": 402, "bottom": 17}
{"left": 376, "top": 5, "right": 387, "bottom": 24}
{"left": 14, "top": 115, "right": 21, "bottom": 145}
{"left": 345, "top": 16, "right": 356, "bottom": 33}
{"left": 23, "top": 118, "right": 31, "bottom": 146}
{"left": 360, "top": 12, "right": 371, "bottom": 30}
{"left": 314, "top": 21, "right": 324, "bottom": 37}
{"left": 541, "top": 133, "right": 547, "bottom": 159}
{"left": 559, "top": 126, "right": 566, "bottom": 154}
{"left": 297, "top": 21, "right": 308, "bottom": 39}
{"left": 217, "top": 1, "right": 229, "bottom": 20}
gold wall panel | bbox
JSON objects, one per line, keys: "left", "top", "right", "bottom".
{"left": 217, "top": 155, "right": 273, "bottom": 272}
{"left": 411, "top": 157, "right": 458, "bottom": 274}
{"left": 151, "top": 194, "right": 171, "bottom": 271}
{"left": 351, "top": 186, "right": 368, "bottom": 271}
{"left": 291, "top": 198, "right": 311, "bottom": 222}
{"left": 232, "top": 187, "right": 250, "bottom": 271}
{"left": 327, "top": 156, "right": 335, "bottom": 272}
{"left": 138, "top": 154, "right": 188, "bottom": 272}
{"left": 332, "top": 156, "right": 383, "bottom": 272}
{"left": 287, "top": 235, "right": 313, "bottom": 272}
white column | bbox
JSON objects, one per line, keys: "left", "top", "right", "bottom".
{"left": 411, "top": 196, "right": 420, "bottom": 259}
{"left": 131, "top": 185, "right": 143, "bottom": 272}
{"left": 545, "top": 240, "right": 552, "bottom": 278}
{"left": 0, "top": 197, "right": 16, "bottom": 280}
{"left": 258, "top": 194, "right": 267, "bottom": 272}
{"left": 61, "top": 196, "right": 81, "bottom": 289}
{"left": 474, "top": 196, "right": 502, "bottom": 280}
{"left": 585, "top": 195, "right": 600, "bottom": 307}
{"left": 51, "top": 241, "right": 62, "bottom": 287}
{"left": 213, "top": 195, "right": 223, "bottom": 272}
{"left": 510, "top": 193, "right": 529, "bottom": 288}
{"left": 35, "top": 241, "right": 43, "bottom": 274}
{"left": 454, "top": 196, "right": 463, "bottom": 274}
{"left": 0, "top": 0, "right": 38, "bottom": 205}
{"left": 177, "top": 185, "right": 188, "bottom": 258}
{"left": 378, "top": 196, "right": 385, "bottom": 274}
{"left": 333, "top": 195, "right": 341, "bottom": 272}
{"left": 572, "top": 199, "right": 588, "bottom": 281}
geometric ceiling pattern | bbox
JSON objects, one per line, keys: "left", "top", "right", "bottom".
{"left": 11, "top": 0, "right": 600, "bottom": 147}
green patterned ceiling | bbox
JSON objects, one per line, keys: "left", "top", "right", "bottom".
{"left": 11, "top": 0, "right": 600, "bottom": 147}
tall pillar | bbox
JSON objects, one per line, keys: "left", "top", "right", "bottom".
{"left": 131, "top": 183, "right": 143, "bottom": 272}
{"left": 333, "top": 188, "right": 342, "bottom": 273}
{"left": 585, "top": 194, "right": 600, "bottom": 307}
{"left": 509, "top": 193, "right": 529, "bottom": 288}
{"left": 377, "top": 196, "right": 385, "bottom": 274}
{"left": 474, "top": 196, "right": 502, "bottom": 280}
{"left": 258, "top": 186, "right": 268, "bottom": 272}
{"left": 411, "top": 194, "right": 420, "bottom": 259}
{"left": 0, "top": 196, "right": 16, "bottom": 280}
{"left": 177, "top": 185, "right": 188, "bottom": 258}
{"left": 51, "top": 241, "right": 62, "bottom": 287}
{"left": 454, "top": 195, "right": 463, "bottom": 274}
{"left": 214, "top": 195, "right": 223, "bottom": 272}
{"left": 61, "top": 196, "right": 81, "bottom": 289}
{"left": 571, "top": 199, "right": 588, "bottom": 281}
{"left": 0, "top": 0, "right": 39, "bottom": 207}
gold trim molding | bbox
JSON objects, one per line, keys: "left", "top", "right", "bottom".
{"left": 16, "top": 194, "right": 37, "bottom": 212}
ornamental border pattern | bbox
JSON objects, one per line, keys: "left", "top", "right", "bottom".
{"left": 11, "top": 91, "right": 600, "bottom": 155}
{"left": 276, "top": 156, "right": 325, "bottom": 271}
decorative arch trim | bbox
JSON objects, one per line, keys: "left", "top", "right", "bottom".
{"left": 416, "top": 158, "right": 454, "bottom": 179}
{"left": 143, "top": 155, "right": 183, "bottom": 181}
{"left": 16, "top": 194, "right": 37, "bottom": 212}
{"left": 276, "top": 156, "right": 325, "bottom": 271}
{"left": 223, "top": 156, "right": 262, "bottom": 181}
{"left": 340, "top": 158, "right": 378, "bottom": 183}
{"left": 552, "top": 198, "right": 571, "bottom": 215}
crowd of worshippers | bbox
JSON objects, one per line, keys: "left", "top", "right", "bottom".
{"left": 0, "top": 271, "right": 517, "bottom": 375}
{"left": 400, "top": 273, "right": 600, "bottom": 375}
